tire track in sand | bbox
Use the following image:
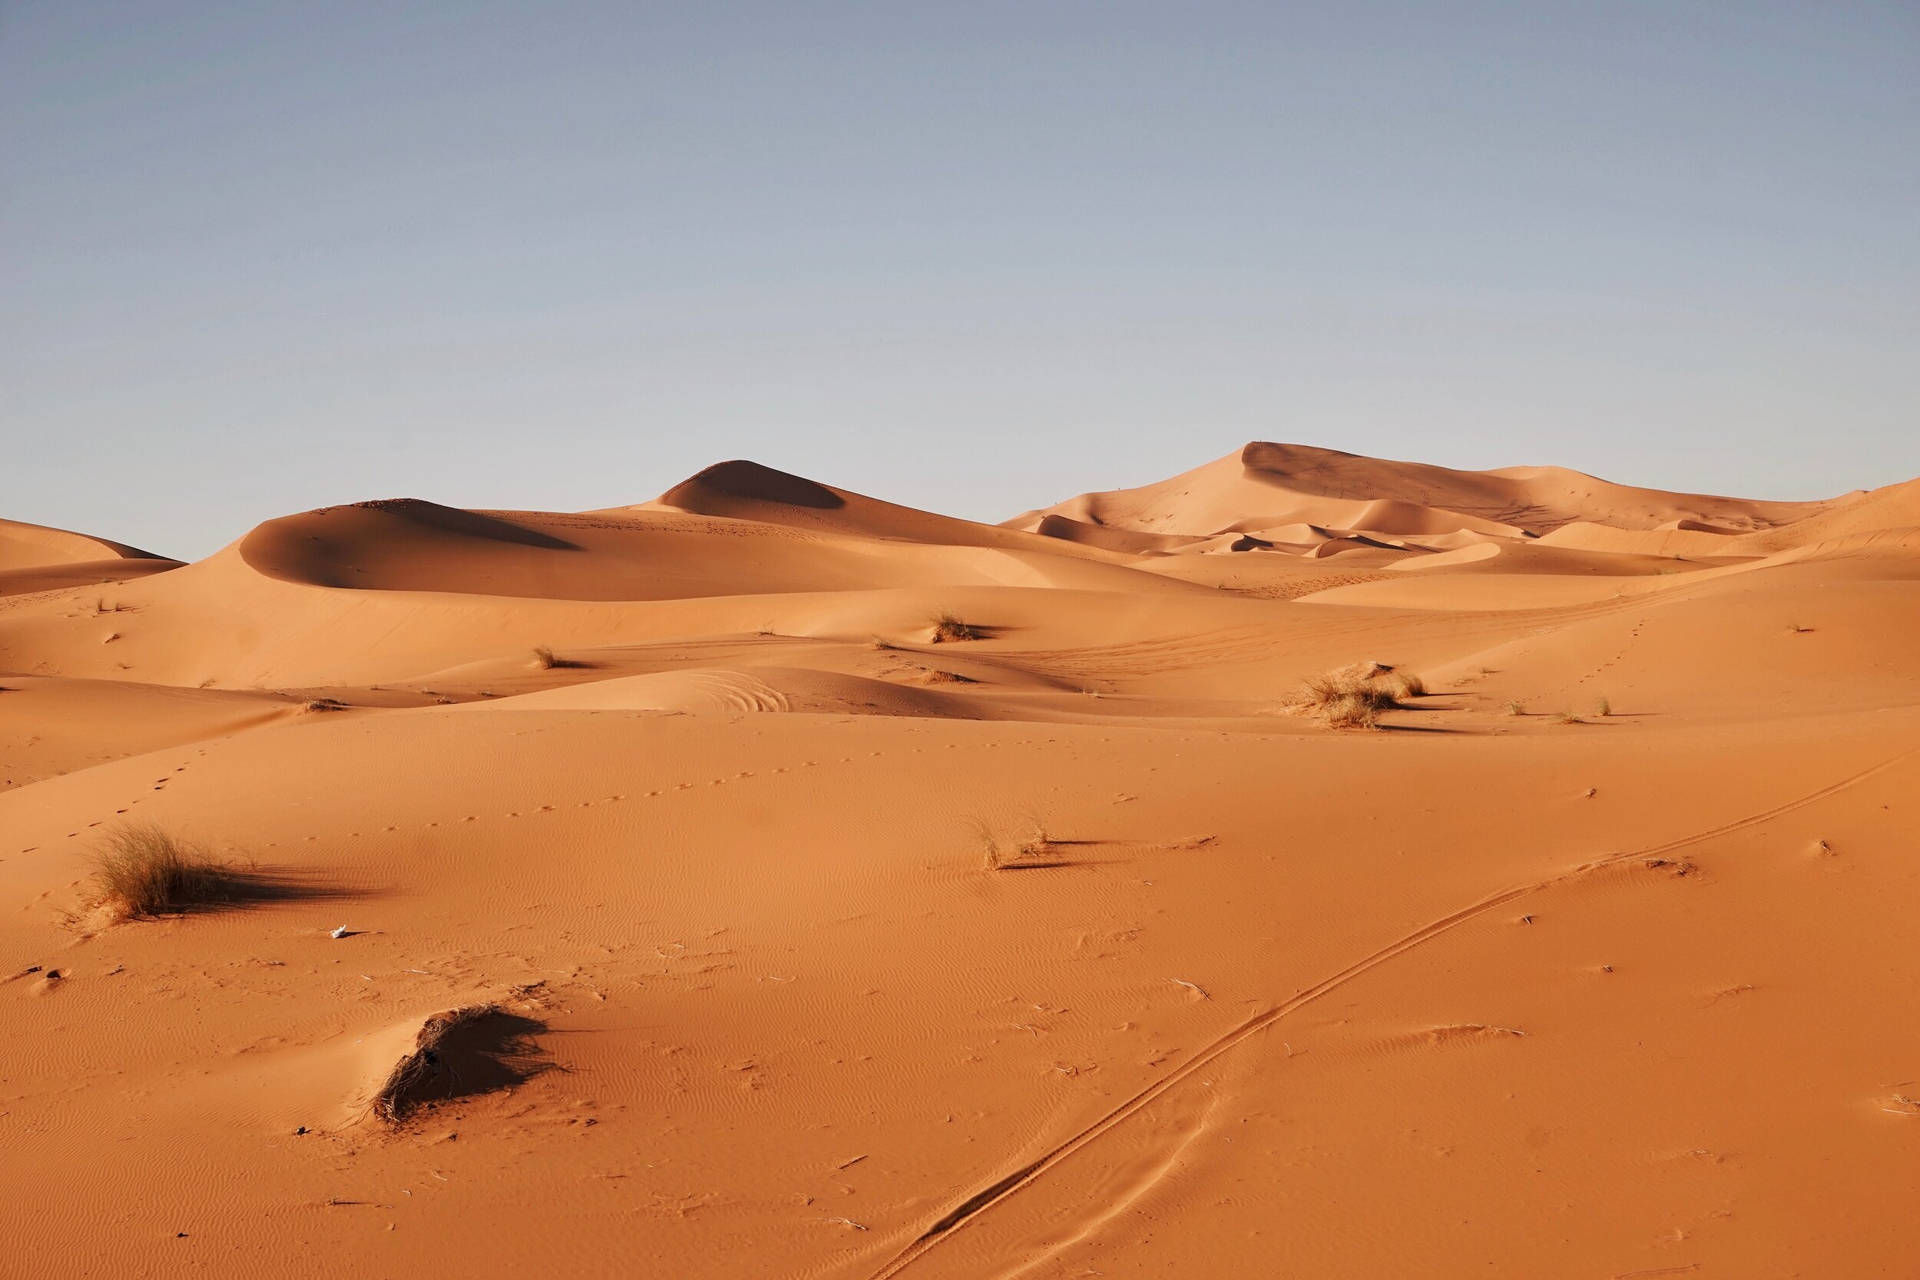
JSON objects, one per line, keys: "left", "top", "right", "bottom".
{"left": 863, "top": 743, "right": 1920, "bottom": 1278}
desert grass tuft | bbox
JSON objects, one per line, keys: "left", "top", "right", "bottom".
{"left": 1321, "top": 690, "right": 1384, "bottom": 729}
{"left": 530, "top": 645, "right": 587, "bottom": 670}
{"left": 1384, "top": 670, "right": 1426, "bottom": 699}
{"left": 1291, "top": 663, "right": 1409, "bottom": 729}
{"left": 1594, "top": 695, "right": 1612, "bottom": 717}
{"left": 930, "top": 611, "right": 983, "bottom": 643}
{"left": 1554, "top": 710, "right": 1583, "bottom": 725}
{"left": 91, "top": 825, "right": 237, "bottom": 919}
{"left": 977, "top": 818, "right": 1055, "bottom": 870}
{"left": 1505, "top": 700, "right": 1526, "bottom": 717}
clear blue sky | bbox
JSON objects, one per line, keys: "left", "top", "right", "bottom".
{"left": 4, "top": 1, "right": 1916, "bottom": 558}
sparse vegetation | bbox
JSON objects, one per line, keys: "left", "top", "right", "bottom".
{"left": 977, "top": 818, "right": 1056, "bottom": 870}
{"left": 1505, "top": 700, "right": 1526, "bottom": 717}
{"left": 1554, "top": 710, "right": 1583, "bottom": 725}
{"left": 1787, "top": 623, "right": 1816, "bottom": 634}
{"left": 530, "top": 645, "right": 586, "bottom": 670}
{"left": 1385, "top": 670, "right": 1426, "bottom": 699}
{"left": 1594, "top": 695, "right": 1612, "bottom": 717}
{"left": 303, "top": 697, "right": 348, "bottom": 713}
{"left": 1291, "top": 662, "right": 1423, "bottom": 730}
{"left": 90, "top": 825, "right": 237, "bottom": 919}
{"left": 930, "top": 612, "right": 983, "bottom": 643}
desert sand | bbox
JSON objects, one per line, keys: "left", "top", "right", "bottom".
{"left": 4, "top": 442, "right": 1918, "bottom": 1278}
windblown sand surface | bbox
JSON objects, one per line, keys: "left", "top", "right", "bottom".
{"left": 4, "top": 443, "right": 1917, "bottom": 1277}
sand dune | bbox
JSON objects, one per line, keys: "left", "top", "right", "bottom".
{"left": 1012, "top": 441, "right": 1846, "bottom": 545}
{"left": 644, "top": 459, "right": 1136, "bottom": 562}
{"left": 4, "top": 445, "right": 1917, "bottom": 1278}
{"left": 0, "top": 516, "right": 180, "bottom": 597}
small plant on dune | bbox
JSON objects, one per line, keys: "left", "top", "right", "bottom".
{"left": 1554, "top": 710, "right": 1583, "bottom": 725}
{"left": 976, "top": 818, "right": 1055, "bottom": 870}
{"left": 91, "top": 825, "right": 236, "bottom": 919}
{"left": 1322, "top": 690, "right": 1384, "bottom": 729}
{"left": 1291, "top": 663, "right": 1411, "bottom": 730}
{"left": 303, "top": 697, "right": 348, "bottom": 713}
{"left": 933, "top": 614, "right": 990, "bottom": 644}
{"left": 930, "top": 611, "right": 984, "bottom": 643}
{"left": 1385, "top": 670, "right": 1426, "bottom": 699}
{"left": 1594, "top": 695, "right": 1612, "bottom": 717}
{"left": 1505, "top": 700, "right": 1526, "bottom": 717}
{"left": 529, "top": 645, "right": 586, "bottom": 670}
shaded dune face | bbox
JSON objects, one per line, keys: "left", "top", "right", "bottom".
{"left": 660, "top": 459, "right": 849, "bottom": 511}
{"left": 4, "top": 443, "right": 1919, "bottom": 1280}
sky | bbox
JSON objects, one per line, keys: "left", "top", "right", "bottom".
{"left": 3, "top": 1, "right": 1917, "bottom": 559}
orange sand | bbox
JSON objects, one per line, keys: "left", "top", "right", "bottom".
{"left": 3, "top": 444, "right": 1917, "bottom": 1277}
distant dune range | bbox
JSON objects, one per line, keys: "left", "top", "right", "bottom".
{"left": 4, "top": 442, "right": 1918, "bottom": 1278}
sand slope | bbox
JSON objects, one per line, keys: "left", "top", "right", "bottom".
{"left": 3, "top": 448, "right": 1916, "bottom": 1279}
{"left": 0, "top": 516, "right": 180, "bottom": 597}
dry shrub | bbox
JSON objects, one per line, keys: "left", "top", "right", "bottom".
{"left": 371, "top": 1004, "right": 548, "bottom": 1124}
{"left": 1292, "top": 663, "right": 1413, "bottom": 729}
{"left": 930, "top": 612, "right": 983, "bottom": 643}
{"left": 530, "top": 645, "right": 586, "bottom": 670}
{"left": 1385, "top": 670, "right": 1426, "bottom": 699}
{"left": 91, "top": 825, "right": 236, "bottom": 919}
{"left": 303, "top": 697, "right": 347, "bottom": 713}
{"left": 1321, "top": 690, "right": 1386, "bottom": 729}
{"left": 976, "top": 818, "right": 1056, "bottom": 870}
